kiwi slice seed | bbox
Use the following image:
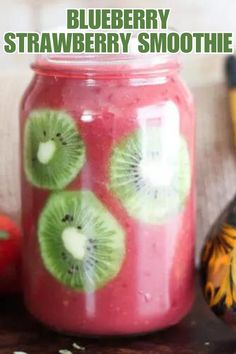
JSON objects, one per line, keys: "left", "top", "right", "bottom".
{"left": 38, "top": 191, "right": 125, "bottom": 291}
{"left": 24, "top": 109, "right": 85, "bottom": 190}
{"left": 109, "top": 127, "right": 191, "bottom": 224}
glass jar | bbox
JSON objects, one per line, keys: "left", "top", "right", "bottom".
{"left": 20, "top": 52, "right": 195, "bottom": 336}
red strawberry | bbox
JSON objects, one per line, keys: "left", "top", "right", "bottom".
{"left": 0, "top": 215, "right": 21, "bottom": 293}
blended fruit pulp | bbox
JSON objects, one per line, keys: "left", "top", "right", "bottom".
{"left": 21, "top": 62, "right": 195, "bottom": 335}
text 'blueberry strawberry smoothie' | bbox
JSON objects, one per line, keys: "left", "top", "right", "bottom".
{"left": 20, "top": 41, "right": 195, "bottom": 336}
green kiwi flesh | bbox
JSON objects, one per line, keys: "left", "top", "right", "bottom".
{"left": 38, "top": 191, "right": 125, "bottom": 291}
{"left": 24, "top": 109, "right": 85, "bottom": 190}
{"left": 109, "top": 127, "right": 191, "bottom": 224}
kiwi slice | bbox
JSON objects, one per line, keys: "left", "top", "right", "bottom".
{"left": 109, "top": 127, "right": 191, "bottom": 224}
{"left": 38, "top": 191, "right": 125, "bottom": 291}
{"left": 24, "top": 109, "right": 85, "bottom": 190}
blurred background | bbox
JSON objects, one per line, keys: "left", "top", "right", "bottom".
{"left": 0, "top": 0, "right": 235, "bottom": 262}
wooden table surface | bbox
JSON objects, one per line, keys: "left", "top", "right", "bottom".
{"left": 0, "top": 277, "right": 236, "bottom": 354}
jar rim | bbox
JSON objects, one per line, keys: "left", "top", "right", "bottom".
{"left": 32, "top": 53, "right": 180, "bottom": 79}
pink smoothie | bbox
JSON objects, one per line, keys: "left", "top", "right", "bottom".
{"left": 21, "top": 56, "right": 195, "bottom": 335}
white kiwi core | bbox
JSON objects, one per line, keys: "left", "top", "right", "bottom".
{"left": 62, "top": 226, "right": 87, "bottom": 260}
{"left": 139, "top": 158, "right": 174, "bottom": 188}
{"left": 37, "top": 140, "right": 56, "bottom": 164}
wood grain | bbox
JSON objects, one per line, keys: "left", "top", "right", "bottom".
{"left": 0, "top": 73, "right": 235, "bottom": 262}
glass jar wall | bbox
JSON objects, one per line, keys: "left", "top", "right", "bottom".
{"left": 20, "top": 53, "right": 195, "bottom": 336}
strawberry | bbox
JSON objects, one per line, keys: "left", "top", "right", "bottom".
{"left": 0, "top": 215, "right": 21, "bottom": 293}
